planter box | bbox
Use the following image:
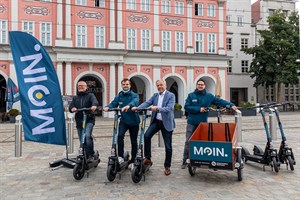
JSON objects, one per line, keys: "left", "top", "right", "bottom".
{"left": 174, "top": 110, "right": 183, "bottom": 118}
{"left": 241, "top": 110, "right": 256, "bottom": 116}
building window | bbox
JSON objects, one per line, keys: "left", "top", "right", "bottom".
{"left": 126, "top": 0, "right": 136, "bottom": 10}
{"left": 141, "top": 0, "right": 150, "bottom": 11}
{"left": 127, "top": 28, "right": 136, "bottom": 50}
{"left": 40, "top": 22, "right": 51, "bottom": 46}
{"left": 208, "top": 33, "right": 216, "bottom": 53}
{"left": 76, "top": 25, "right": 87, "bottom": 47}
{"left": 95, "top": 0, "right": 105, "bottom": 7}
{"left": 207, "top": 4, "right": 216, "bottom": 17}
{"left": 195, "top": 3, "right": 203, "bottom": 16}
{"left": 0, "top": 20, "right": 8, "bottom": 44}
{"left": 283, "top": 10, "right": 288, "bottom": 17}
{"left": 22, "top": 21, "right": 34, "bottom": 35}
{"left": 241, "top": 38, "right": 248, "bottom": 49}
{"left": 241, "top": 60, "right": 249, "bottom": 73}
{"left": 162, "top": 31, "right": 171, "bottom": 52}
{"left": 195, "top": 32, "right": 204, "bottom": 53}
{"left": 226, "top": 15, "right": 231, "bottom": 26}
{"left": 162, "top": 0, "right": 170, "bottom": 13}
{"left": 175, "top": 2, "right": 184, "bottom": 15}
{"left": 40, "top": 0, "right": 51, "bottom": 2}
{"left": 141, "top": 29, "right": 151, "bottom": 51}
{"left": 175, "top": 31, "right": 184, "bottom": 52}
{"left": 269, "top": 9, "right": 275, "bottom": 16}
{"left": 226, "top": 38, "right": 232, "bottom": 50}
{"left": 228, "top": 60, "right": 232, "bottom": 73}
{"left": 95, "top": 26, "right": 105, "bottom": 48}
{"left": 76, "top": 0, "right": 86, "bottom": 5}
{"left": 237, "top": 16, "right": 243, "bottom": 27}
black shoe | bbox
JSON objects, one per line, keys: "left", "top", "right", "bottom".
{"left": 181, "top": 160, "right": 187, "bottom": 169}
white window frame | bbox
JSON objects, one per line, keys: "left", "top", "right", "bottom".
{"left": 241, "top": 60, "right": 249, "bottom": 73}
{"left": 94, "top": 26, "right": 105, "bottom": 48}
{"left": 195, "top": 3, "right": 203, "bottom": 16}
{"left": 208, "top": 33, "right": 216, "bottom": 53}
{"left": 22, "top": 21, "right": 35, "bottom": 36}
{"left": 241, "top": 38, "right": 248, "bottom": 49}
{"left": 95, "top": 0, "right": 105, "bottom": 8}
{"left": 226, "top": 37, "right": 232, "bottom": 51}
{"left": 76, "top": 0, "right": 86, "bottom": 6}
{"left": 226, "top": 15, "right": 231, "bottom": 26}
{"left": 162, "top": 0, "right": 171, "bottom": 13}
{"left": 127, "top": 28, "right": 137, "bottom": 50}
{"left": 207, "top": 4, "right": 216, "bottom": 17}
{"left": 0, "top": 20, "right": 8, "bottom": 44}
{"left": 141, "top": 29, "right": 151, "bottom": 51}
{"left": 228, "top": 60, "right": 232, "bottom": 73}
{"left": 40, "top": 22, "right": 52, "bottom": 46}
{"left": 195, "top": 32, "right": 204, "bottom": 53}
{"left": 126, "top": 0, "right": 136, "bottom": 10}
{"left": 162, "top": 31, "right": 171, "bottom": 52}
{"left": 40, "top": 0, "right": 51, "bottom": 2}
{"left": 175, "top": 2, "right": 184, "bottom": 15}
{"left": 141, "top": 0, "right": 150, "bottom": 11}
{"left": 76, "top": 24, "right": 87, "bottom": 47}
{"left": 237, "top": 16, "right": 243, "bottom": 27}
{"left": 175, "top": 31, "right": 184, "bottom": 52}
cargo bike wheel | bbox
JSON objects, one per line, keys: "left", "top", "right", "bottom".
{"left": 236, "top": 148, "right": 243, "bottom": 181}
{"left": 188, "top": 165, "right": 196, "bottom": 176}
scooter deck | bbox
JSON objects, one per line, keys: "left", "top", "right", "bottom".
{"left": 245, "top": 154, "right": 268, "bottom": 164}
{"left": 61, "top": 158, "right": 77, "bottom": 168}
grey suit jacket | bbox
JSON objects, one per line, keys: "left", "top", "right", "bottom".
{"left": 138, "top": 90, "right": 175, "bottom": 132}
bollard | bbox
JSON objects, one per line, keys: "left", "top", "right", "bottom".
{"left": 235, "top": 110, "right": 242, "bottom": 142}
{"left": 158, "top": 131, "right": 164, "bottom": 148}
{"left": 269, "top": 110, "right": 277, "bottom": 140}
{"left": 15, "top": 115, "right": 22, "bottom": 157}
{"left": 67, "top": 113, "right": 74, "bottom": 154}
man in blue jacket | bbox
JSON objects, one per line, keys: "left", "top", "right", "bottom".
{"left": 132, "top": 80, "right": 175, "bottom": 176}
{"left": 103, "top": 78, "right": 140, "bottom": 164}
{"left": 181, "top": 79, "right": 237, "bottom": 169}
{"left": 69, "top": 81, "right": 99, "bottom": 161}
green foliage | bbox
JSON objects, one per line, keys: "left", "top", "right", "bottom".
{"left": 240, "top": 102, "right": 256, "bottom": 110}
{"left": 7, "top": 109, "right": 19, "bottom": 116}
{"left": 174, "top": 103, "right": 182, "bottom": 111}
{"left": 242, "top": 10, "right": 300, "bottom": 89}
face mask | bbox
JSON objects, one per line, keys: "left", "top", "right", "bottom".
{"left": 122, "top": 89, "right": 130, "bottom": 93}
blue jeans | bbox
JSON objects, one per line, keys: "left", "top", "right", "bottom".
{"left": 118, "top": 121, "right": 139, "bottom": 161}
{"left": 144, "top": 119, "right": 173, "bottom": 168}
{"left": 77, "top": 122, "right": 95, "bottom": 158}
{"left": 182, "top": 124, "right": 197, "bottom": 162}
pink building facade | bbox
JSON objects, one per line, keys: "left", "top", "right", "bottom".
{"left": 0, "top": 0, "right": 229, "bottom": 117}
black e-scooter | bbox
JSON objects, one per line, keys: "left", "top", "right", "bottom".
{"left": 268, "top": 103, "right": 296, "bottom": 171}
{"left": 131, "top": 107, "right": 151, "bottom": 183}
{"left": 242, "top": 103, "right": 280, "bottom": 172}
{"left": 73, "top": 108, "right": 100, "bottom": 180}
{"left": 106, "top": 108, "right": 130, "bottom": 182}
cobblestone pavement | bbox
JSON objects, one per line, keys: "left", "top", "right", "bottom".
{"left": 0, "top": 112, "right": 300, "bottom": 200}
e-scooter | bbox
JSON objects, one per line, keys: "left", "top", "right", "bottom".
{"left": 242, "top": 103, "right": 280, "bottom": 172}
{"left": 73, "top": 108, "right": 100, "bottom": 180}
{"left": 106, "top": 108, "right": 130, "bottom": 182}
{"left": 131, "top": 107, "right": 151, "bottom": 183}
{"left": 268, "top": 103, "right": 296, "bottom": 171}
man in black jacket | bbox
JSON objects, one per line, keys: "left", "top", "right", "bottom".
{"left": 69, "top": 81, "right": 98, "bottom": 161}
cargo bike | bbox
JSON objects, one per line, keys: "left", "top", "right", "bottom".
{"left": 187, "top": 107, "right": 244, "bottom": 181}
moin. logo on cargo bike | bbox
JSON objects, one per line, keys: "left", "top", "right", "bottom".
{"left": 189, "top": 141, "right": 232, "bottom": 163}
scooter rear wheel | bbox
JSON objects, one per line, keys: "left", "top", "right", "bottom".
{"left": 73, "top": 164, "right": 85, "bottom": 180}
{"left": 287, "top": 156, "right": 295, "bottom": 171}
{"left": 107, "top": 165, "right": 116, "bottom": 182}
{"left": 132, "top": 165, "right": 142, "bottom": 183}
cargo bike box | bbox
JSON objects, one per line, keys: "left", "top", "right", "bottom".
{"left": 188, "top": 121, "right": 243, "bottom": 181}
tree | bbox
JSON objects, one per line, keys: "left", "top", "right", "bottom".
{"left": 243, "top": 10, "right": 300, "bottom": 102}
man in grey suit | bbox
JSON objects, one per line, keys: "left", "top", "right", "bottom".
{"left": 132, "top": 80, "right": 175, "bottom": 176}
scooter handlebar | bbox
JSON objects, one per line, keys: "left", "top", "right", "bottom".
{"left": 136, "top": 107, "right": 152, "bottom": 112}
{"left": 205, "top": 105, "right": 231, "bottom": 113}
{"left": 107, "top": 108, "right": 122, "bottom": 112}
{"left": 248, "top": 102, "right": 277, "bottom": 110}
{"left": 76, "top": 106, "right": 102, "bottom": 112}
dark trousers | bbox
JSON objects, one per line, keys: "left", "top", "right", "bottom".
{"left": 118, "top": 121, "right": 139, "bottom": 161}
{"left": 144, "top": 119, "right": 173, "bottom": 168}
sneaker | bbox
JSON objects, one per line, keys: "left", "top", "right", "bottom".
{"left": 78, "top": 148, "right": 83, "bottom": 155}
{"left": 164, "top": 167, "right": 171, "bottom": 176}
{"left": 143, "top": 158, "right": 153, "bottom": 165}
{"left": 181, "top": 160, "right": 187, "bottom": 169}
{"left": 118, "top": 157, "right": 124, "bottom": 164}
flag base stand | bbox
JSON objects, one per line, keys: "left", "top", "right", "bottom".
{"left": 49, "top": 157, "right": 77, "bottom": 169}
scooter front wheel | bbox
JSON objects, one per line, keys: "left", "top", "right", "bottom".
{"left": 131, "top": 165, "right": 142, "bottom": 183}
{"left": 107, "top": 164, "right": 116, "bottom": 182}
{"left": 272, "top": 157, "right": 279, "bottom": 173}
{"left": 73, "top": 164, "right": 85, "bottom": 180}
{"left": 287, "top": 156, "right": 295, "bottom": 171}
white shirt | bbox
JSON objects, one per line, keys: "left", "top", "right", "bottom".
{"left": 156, "top": 90, "right": 166, "bottom": 121}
